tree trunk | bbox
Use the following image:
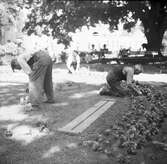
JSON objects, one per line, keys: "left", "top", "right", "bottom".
{"left": 142, "top": 1, "right": 166, "bottom": 56}
{"left": 145, "top": 27, "right": 164, "bottom": 52}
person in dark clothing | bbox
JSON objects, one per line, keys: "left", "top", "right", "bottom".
{"left": 99, "top": 64, "right": 143, "bottom": 97}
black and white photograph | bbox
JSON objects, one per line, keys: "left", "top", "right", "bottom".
{"left": 0, "top": 0, "right": 167, "bottom": 163}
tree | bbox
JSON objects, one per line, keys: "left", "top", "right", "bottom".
{"left": 124, "top": 1, "right": 167, "bottom": 54}
{"left": 0, "top": 0, "right": 24, "bottom": 44}
{"left": 23, "top": 0, "right": 167, "bottom": 53}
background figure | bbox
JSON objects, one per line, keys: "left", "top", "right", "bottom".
{"left": 90, "top": 44, "right": 97, "bottom": 57}
{"left": 99, "top": 64, "right": 143, "bottom": 97}
{"left": 100, "top": 44, "right": 108, "bottom": 58}
{"left": 85, "top": 44, "right": 96, "bottom": 63}
{"left": 101, "top": 44, "right": 108, "bottom": 51}
{"left": 91, "top": 44, "right": 96, "bottom": 51}
{"left": 66, "top": 50, "right": 80, "bottom": 74}
{"left": 141, "top": 43, "right": 148, "bottom": 51}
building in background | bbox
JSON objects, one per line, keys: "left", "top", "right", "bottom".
{"left": 70, "top": 20, "right": 147, "bottom": 57}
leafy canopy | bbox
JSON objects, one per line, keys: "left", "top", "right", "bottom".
{"left": 3, "top": 0, "right": 167, "bottom": 49}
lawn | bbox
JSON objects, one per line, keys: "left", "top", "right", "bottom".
{"left": 0, "top": 63, "right": 167, "bottom": 164}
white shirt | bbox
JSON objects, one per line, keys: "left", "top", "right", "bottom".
{"left": 17, "top": 47, "right": 34, "bottom": 75}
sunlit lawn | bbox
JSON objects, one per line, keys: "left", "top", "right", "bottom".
{"left": 0, "top": 64, "right": 107, "bottom": 146}
{"left": 0, "top": 63, "right": 167, "bottom": 164}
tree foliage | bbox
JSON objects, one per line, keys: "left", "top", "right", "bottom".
{"left": 124, "top": 1, "right": 167, "bottom": 52}
{"left": 0, "top": 0, "right": 24, "bottom": 22}
{"left": 0, "top": 0, "right": 24, "bottom": 44}
{"left": 17, "top": 1, "right": 167, "bottom": 51}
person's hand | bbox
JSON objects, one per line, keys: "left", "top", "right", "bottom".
{"left": 28, "top": 70, "right": 33, "bottom": 78}
{"left": 126, "top": 83, "right": 134, "bottom": 88}
{"left": 132, "top": 80, "right": 136, "bottom": 83}
{"left": 131, "top": 80, "right": 140, "bottom": 85}
{"left": 127, "top": 83, "right": 137, "bottom": 92}
{"left": 127, "top": 83, "right": 142, "bottom": 95}
{"left": 135, "top": 80, "right": 140, "bottom": 85}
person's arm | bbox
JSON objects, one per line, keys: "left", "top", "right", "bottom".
{"left": 17, "top": 54, "right": 32, "bottom": 75}
{"left": 123, "top": 67, "right": 142, "bottom": 95}
{"left": 123, "top": 67, "right": 134, "bottom": 85}
{"left": 76, "top": 55, "right": 80, "bottom": 71}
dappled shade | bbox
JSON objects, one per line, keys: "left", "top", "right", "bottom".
{"left": 0, "top": 83, "right": 26, "bottom": 106}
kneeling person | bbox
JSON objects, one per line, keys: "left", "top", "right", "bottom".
{"left": 99, "top": 64, "right": 143, "bottom": 97}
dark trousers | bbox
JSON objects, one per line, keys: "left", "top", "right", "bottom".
{"left": 29, "top": 52, "right": 54, "bottom": 106}
{"left": 99, "top": 82, "right": 127, "bottom": 97}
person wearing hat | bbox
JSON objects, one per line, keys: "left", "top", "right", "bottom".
{"left": 11, "top": 41, "right": 55, "bottom": 110}
{"left": 99, "top": 64, "right": 143, "bottom": 97}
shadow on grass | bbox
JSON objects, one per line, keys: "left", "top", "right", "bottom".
{"left": 0, "top": 78, "right": 110, "bottom": 163}
{"left": 0, "top": 82, "right": 27, "bottom": 106}
{"left": 0, "top": 61, "right": 167, "bottom": 163}
{"left": 4, "top": 63, "right": 167, "bottom": 163}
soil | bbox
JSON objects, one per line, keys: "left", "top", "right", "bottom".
{"left": 0, "top": 63, "right": 167, "bottom": 164}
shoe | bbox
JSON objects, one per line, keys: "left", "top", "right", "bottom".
{"left": 99, "top": 86, "right": 113, "bottom": 96}
{"left": 99, "top": 86, "right": 107, "bottom": 95}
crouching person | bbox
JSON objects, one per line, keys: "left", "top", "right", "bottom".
{"left": 99, "top": 64, "right": 143, "bottom": 97}
{"left": 66, "top": 50, "right": 80, "bottom": 74}
{"left": 11, "top": 49, "right": 55, "bottom": 110}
